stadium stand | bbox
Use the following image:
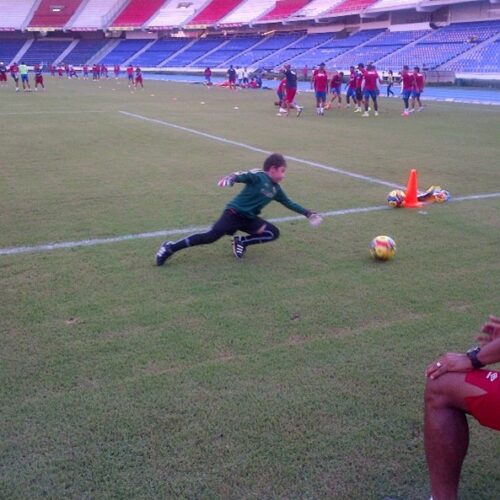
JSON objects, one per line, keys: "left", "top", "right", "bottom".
{"left": 328, "top": 29, "right": 428, "bottom": 68}
{"left": 19, "top": 39, "right": 73, "bottom": 65}
{"left": 100, "top": 39, "right": 151, "bottom": 65}
{"left": 185, "top": 0, "right": 246, "bottom": 28}
{"left": 165, "top": 37, "right": 226, "bottom": 67}
{"left": 218, "top": 0, "right": 276, "bottom": 27}
{"left": 229, "top": 33, "right": 304, "bottom": 67}
{"left": 110, "top": 0, "right": 166, "bottom": 29}
{"left": 69, "top": 0, "right": 128, "bottom": 31}
{"left": 194, "top": 36, "right": 262, "bottom": 68}
{"left": 261, "top": 32, "right": 335, "bottom": 68}
{"left": 0, "top": 0, "right": 35, "bottom": 30}
{"left": 0, "top": 39, "right": 28, "bottom": 64}
{"left": 62, "top": 39, "right": 110, "bottom": 65}
{"left": 376, "top": 21, "right": 500, "bottom": 70}
{"left": 439, "top": 33, "right": 500, "bottom": 73}
{"left": 146, "top": 0, "right": 207, "bottom": 29}
{"left": 28, "top": 0, "right": 85, "bottom": 29}
{"left": 284, "top": 33, "right": 341, "bottom": 67}
{"left": 129, "top": 38, "right": 192, "bottom": 66}
{"left": 253, "top": 0, "right": 314, "bottom": 24}
{"left": 309, "top": 29, "right": 384, "bottom": 66}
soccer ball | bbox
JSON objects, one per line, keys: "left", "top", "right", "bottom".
{"left": 387, "top": 189, "right": 406, "bottom": 208}
{"left": 370, "top": 235, "right": 396, "bottom": 261}
{"left": 434, "top": 189, "right": 451, "bottom": 203}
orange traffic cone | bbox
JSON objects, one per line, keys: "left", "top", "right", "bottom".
{"left": 404, "top": 168, "right": 423, "bottom": 208}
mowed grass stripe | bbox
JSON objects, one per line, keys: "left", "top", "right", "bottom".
{"left": 119, "top": 110, "right": 403, "bottom": 189}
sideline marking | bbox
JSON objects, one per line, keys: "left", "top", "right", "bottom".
{"left": 0, "top": 110, "right": 108, "bottom": 116}
{"left": 119, "top": 110, "right": 403, "bottom": 189}
{"left": 1, "top": 193, "right": 499, "bottom": 256}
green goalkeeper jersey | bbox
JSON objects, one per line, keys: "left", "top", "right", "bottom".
{"left": 226, "top": 170, "right": 309, "bottom": 219}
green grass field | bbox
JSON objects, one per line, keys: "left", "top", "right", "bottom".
{"left": 1, "top": 77, "right": 499, "bottom": 499}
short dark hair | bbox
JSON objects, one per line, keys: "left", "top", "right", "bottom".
{"left": 263, "top": 153, "right": 286, "bottom": 171}
{"left": 414, "top": 66, "right": 420, "bottom": 71}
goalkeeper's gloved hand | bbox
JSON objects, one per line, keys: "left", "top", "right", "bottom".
{"left": 217, "top": 173, "right": 237, "bottom": 187}
{"left": 306, "top": 211, "right": 323, "bottom": 227}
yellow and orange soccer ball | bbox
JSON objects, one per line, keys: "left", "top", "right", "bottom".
{"left": 370, "top": 235, "right": 396, "bottom": 261}
{"left": 386, "top": 189, "right": 406, "bottom": 208}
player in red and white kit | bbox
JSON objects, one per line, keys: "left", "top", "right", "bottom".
{"left": 400, "top": 65, "right": 415, "bottom": 117}
{"left": 34, "top": 63, "right": 44, "bottom": 90}
{"left": 9, "top": 62, "right": 19, "bottom": 91}
{"left": 134, "top": 67, "right": 143, "bottom": 89}
{"left": 360, "top": 63, "right": 382, "bottom": 117}
{"left": 0, "top": 61, "right": 7, "bottom": 86}
{"left": 345, "top": 66, "right": 356, "bottom": 109}
{"left": 353, "top": 64, "right": 364, "bottom": 113}
{"left": 411, "top": 66, "right": 425, "bottom": 113}
{"left": 282, "top": 64, "right": 303, "bottom": 117}
{"left": 326, "top": 71, "right": 343, "bottom": 109}
{"left": 126, "top": 64, "right": 134, "bottom": 87}
{"left": 312, "top": 62, "right": 328, "bottom": 116}
{"left": 275, "top": 77, "right": 287, "bottom": 116}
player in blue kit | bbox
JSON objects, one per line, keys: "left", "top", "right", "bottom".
{"left": 156, "top": 153, "right": 322, "bottom": 265}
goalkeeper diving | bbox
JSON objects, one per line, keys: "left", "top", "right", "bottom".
{"left": 156, "top": 153, "right": 322, "bottom": 266}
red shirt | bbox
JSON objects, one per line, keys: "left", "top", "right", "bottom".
{"left": 355, "top": 72, "right": 363, "bottom": 89}
{"left": 414, "top": 72, "right": 425, "bottom": 91}
{"left": 362, "top": 69, "right": 380, "bottom": 91}
{"left": 313, "top": 69, "right": 328, "bottom": 92}
{"left": 330, "top": 74, "right": 341, "bottom": 88}
{"left": 401, "top": 71, "right": 415, "bottom": 91}
{"left": 277, "top": 78, "right": 286, "bottom": 94}
{"left": 347, "top": 71, "right": 356, "bottom": 89}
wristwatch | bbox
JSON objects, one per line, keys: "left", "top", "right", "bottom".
{"left": 466, "top": 346, "right": 485, "bottom": 369}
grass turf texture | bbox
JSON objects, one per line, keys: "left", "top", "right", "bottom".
{"left": 1, "top": 78, "right": 499, "bottom": 499}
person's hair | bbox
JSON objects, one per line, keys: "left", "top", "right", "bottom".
{"left": 263, "top": 153, "right": 286, "bottom": 171}
{"left": 414, "top": 66, "right": 420, "bottom": 72}
{"left": 403, "top": 65, "right": 409, "bottom": 70}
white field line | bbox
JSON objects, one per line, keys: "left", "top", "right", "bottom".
{"left": 0, "top": 110, "right": 108, "bottom": 116}
{"left": 119, "top": 110, "right": 404, "bottom": 189}
{"left": 1, "top": 193, "right": 499, "bottom": 256}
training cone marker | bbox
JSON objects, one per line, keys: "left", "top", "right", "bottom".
{"left": 404, "top": 169, "right": 423, "bottom": 208}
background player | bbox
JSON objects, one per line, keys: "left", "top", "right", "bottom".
{"left": 19, "top": 61, "right": 31, "bottom": 92}
{"left": 326, "top": 70, "right": 343, "bottom": 109}
{"left": 0, "top": 61, "right": 7, "bottom": 86}
{"left": 312, "top": 62, "right": 328, "bottom": 116}
{"left": 345, "top": 66, "right": 356, "bottom": 108}
{"left": 360, "top": 63, "right": 382, "bottom": 117}
{"left": 282, "top": 64, "right": 303, "bottom": 117}
{"left": 34, "top": 63, "right": 44, "bottom": 90}
{"left": 10, "top": 61, "right": 19, "bottom": 92}
{"left": 400, "top": 65, "right": 415, "bottom": 117}
{"left": 411, "top": 66, "right": 425, "bottom": 112}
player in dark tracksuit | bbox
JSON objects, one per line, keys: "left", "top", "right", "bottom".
{"left": 156, "top": 153, "right": 321, "bottom": 265}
